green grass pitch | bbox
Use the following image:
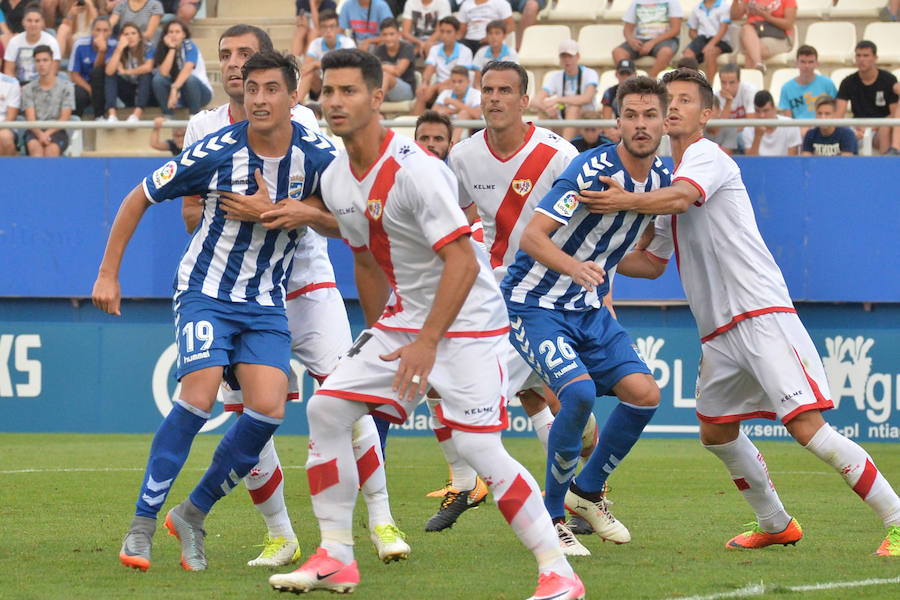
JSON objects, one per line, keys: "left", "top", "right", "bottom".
{"left": 1, "top": 434, "right": 899, "bottom": 599}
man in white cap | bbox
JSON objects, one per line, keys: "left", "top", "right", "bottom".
{"left": 530, "top": 39, "right": 598, "bottom": 141}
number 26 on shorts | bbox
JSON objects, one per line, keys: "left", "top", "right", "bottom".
{"left": 539, "top": 336, "right": 576, "bottom": 370}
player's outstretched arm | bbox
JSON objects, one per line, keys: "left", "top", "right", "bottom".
{"left": 92, "top": 184, "right": 153, "bottom": 316}
{"left": 379, "top": 235, "right": 479, "bottom": 402}
{"left": 520, "top": 212, "right": 606, "bottom": 292}
{"left": 260, "top": 195, "right": 341, "bottom": 238}
{"left": 617, "top": 250, "right": 667, "bottom": 279}
{"left": 579, "top": 177, "right": 698, "bottom": 215}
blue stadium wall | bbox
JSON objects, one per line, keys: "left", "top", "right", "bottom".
{"left": 1, "top": 156, "right": 899, "bottom": 442}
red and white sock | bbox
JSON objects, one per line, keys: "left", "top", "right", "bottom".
{"left": 529, "top": 405, "right": 554, "bottom": 454}
{"left": 704, "top": 432, "right": 792, "bottom": 533}
{"left": 352, "top": 415, "right": 394, "bottom": 527}
{"left": 428, "top": 397, "right": 477, "bottom": 490}
{"left": 805, "top": 423, "right": 900, "bottom": 526}
{"left": 454, "top": 430, "right": 573, "bottom": 578}
{"left": 245, "top": 436, "right": 295, "bottom": 539}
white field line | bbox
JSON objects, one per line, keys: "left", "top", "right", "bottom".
{"left": 667, "top": 576, "right": 900, "bottom": 600}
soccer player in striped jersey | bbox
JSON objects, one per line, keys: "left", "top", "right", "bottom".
{"left": 93, "top": 51, "right": 339, "bottom": 572}
{"left": 181, "top": 25, "right": 406, "bottom": 567}
{"left": 598, "top": 68, "right": 900, "bottom": 556}
{"left": 269, "top": 49, "right": 584, "bottom": 600}
{"left": 501, "top": 76, "right": 671, "bottom": 553}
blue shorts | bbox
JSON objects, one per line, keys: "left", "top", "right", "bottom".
{"left": 506, "top": 303, "right": 650, "bottom": 396}
{"left": 172, "top": 290, "right": 291, "bottom": 384}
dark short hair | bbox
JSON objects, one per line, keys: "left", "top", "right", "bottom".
{"left": 439, "top": 15, "right": 461, "bottom": 31}
{"left": 379, "top": 17, "right": 399, "bottom": 31}
{"left": 91, "top": 15, "right": 111, "bottom": 28}
{"left": 753, "top": 89, "right": 774, "bottom": 108}
{"left": 450, "top": 65, "right": 469, "bottom": 78}
{"left": 814, "top": 94, "right": 835, "bottom": 111}
{"left": 676, "top": 56, "right": 700, "bottom": 71}
{"left": 481, "top": 60, "right": 528, "bottom": 95}
{"left": 219, "top": 24, "right": 274, "bottom": 54}
{"left": 486, "top": 19, "right": 506, "bottom": 34}
{"left": 797, "top": 44, "right": 818, "bottom": 59}
{"left": 32, "top": 44, "right": 53, "bottom": 59}
{"left": 617, "top": 74, "right": 669, "bottom": 113}
{"left": 23, "top": 3, "right": 42, "bottom": 18}
{"left": 242, "top": 50, "right": 299, "bottom": 92}
{"left": 318, "top": 9, "right": 339, "bottom": 24}
{"left": 856, "top": 40, "right": 877, "bottom": 55}
{"left": 719, "top": 63, "right": 740, "bottom": 79}
{"left": 662, "top": 68, "right": 714, "bottom": 110}
{"left": 321, "top": 48, "right": 383, "bottom": 90}
{"left": 415, "top": 110, "right": 452, "bottom": 139}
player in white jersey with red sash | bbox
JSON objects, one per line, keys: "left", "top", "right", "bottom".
{"left": 269, "top": 49, "right": 585, "bottom": 599}
{"left": 599, "top": 68, "right": 900, "bottom": 557}
{"left": 180, "top": 26, "right": 406, "bottom": 567}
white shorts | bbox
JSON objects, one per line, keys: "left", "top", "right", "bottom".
{"left": 695, "top": 312, "right": 834, "bottom": 424}
{"left": 223, "top": 286, "right": 352, "bottom": 410}
{"left": 505, "top": 339, "right": 545, "bottom": 397}
{"left": 317, "top": 327, "right": 510, "bottom": 432}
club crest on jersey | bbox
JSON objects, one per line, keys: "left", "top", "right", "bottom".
{"left": 512, "top": 179, "right": 532, "bottom": 196}
{"left": 367, "top": 198, "right": 383, "bottom": 220}
{"left": 152, "top": 161, "right": 177, "bottom": 188}
{"left": 289, "top": 176, "right": 305, "bottom": 200}
{"left": 554, "top": 190, "right": 578, "bottom": 217}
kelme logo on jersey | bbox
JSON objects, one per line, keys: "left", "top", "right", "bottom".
{"left": 512, "top": 178, "right": 532, "bottom": 196}
{"left": 152, "top": 161, "right": 177, "bottom": 188}
{"left": 367, "top": 198, "right": 383, "bottom": 220}
{"left": 289, "top": 175, "right": 305, "bottom": 200}
{"left": 553, "top": 191, "right": 578, "bottom": 217}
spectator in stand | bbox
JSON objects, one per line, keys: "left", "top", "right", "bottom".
{"left": 22, "top": 43, "right": 73, "bottom": 156}
{"left": 472, "top": 18, "right": 517, "bottom": 88}
{"left": 414, "top": 16, "right": 472, "bottom": 115}
{"left": 599, "top": 58, "right": 636, "bottom": 143}
{"left": 1, "top": 0, "right": 27, "bottom": 34}
{"left": 0, "top": 68, "right": 20, "bottom": 154}
{"left": 401, "top": 0, "right": 450, "bottom": 58}
{"left": 374, "top": 17, "right": 416, "bottom": 102}
{"left": 69, "top": 14, "right": 112, "bottom": 118}
{"left": 716, "top": 62, "right": 756, "bottom": 150}
{"left": 433, "top": 63, "right": 480, "bottom": 140}
{"left": 778, "top": 45, "right": 836, "bottom": 123}
{"left": 731, "top": 0, "right": 796, "bottom": 73}
{"left": 150, "top": 18, "right": 210, "bottom": 118}
{"left": 704, "top": 95, "right": 739, "bottom": 154}
{"left": 506, "top": 0, "right": 542, "bottom": 52}
{"left": 300, "top": 9, "right": 354, "bottom": 101}
{"left": 109, "top": 0, "right": 162, "bottom": 42}
{"left": 4, "top": 4, "right": 60, "bottom": 84}
{"left": 569, "top": 109, "right": 613, "bottom": 152}
{"left": 801, "top": 95, "right": 857, "bottom": 156}
{"left": 531, "top": 39, "right": 598, "bottom": 140}
{"left": 742, "top": 89, "right": 800, "bottom": 155}
{"left": 292, "top": 0, "right": 336, "bottom": 57}
{"left": 613, "top": 0, "right": 683, "bottom": 79}
{"left": 159, "top": 0, "right": 198, "bottom": 23}
{"left": 414, "top": 108, "right": 452, "bottom": 160}
{"left": 148, "top": 113, "right": 183, "bottom": 154}
{"left": 683, "top": 0, "right": 731, "bottom": 82}
{"left": 338, "top": 0, "right": 392, "bottom": 52}
{"left": 457, "top": 0, "right": 512, "bottom": 55}
{"left": 1, "top": 9, "right": 13, "bottom": 49}
{"left": 882, "top": 0, "right": 900, "bottom": 21}
{"left": 54, "top": 0, "right": 98, "bottom": 59}
{"left": 104, "top": 20, "right": 151, "bottom": 121}
{"left": 836, "top": 40, "right": 899, "bottom": 155}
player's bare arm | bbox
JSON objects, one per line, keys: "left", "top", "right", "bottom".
{"left": 379, "top": 235, "right": 480, "bottom": 402}
{"left": 260, "top": 195, "right": 341, "bottom": 237}
{"left": 463, "top": 203, "right": 480, "bottom": 226}
{"left": 520, "top": 211, "right": 606, "bottom": 292}
{"left": 218, "top": 168, "right": 276, "bottom": 221}
{"left": 181, "top": 196, "right": 203, "bottom": 233}
{"left": 92, "top": 185, "right": 153, "bottom": 316}
{"left": 579, "top": 176, "right": 698, "bottom": 215}
{"left": 354, "top": 248, "right": 392, "bottom": 328}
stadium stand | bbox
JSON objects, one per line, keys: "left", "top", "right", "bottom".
{"left": 545, "top": 0, "right": 604, "bottom": 22}
{"left": 829, "top": 0, "right": 884, "bottom": 19}
{"left": 711, "top": 68, "right": 765, "bottom": 96}
{"left": 517, "top": 24, "right": 571, "bottom": 68}
{"left": 862, "top": 23, "right": 900, "bottom": 64}
{"left": 795, "top": 0, "right": 834, "bottom": 18}
{"left": 768, "top": 67, "right": 801, "bottom": 110}
{"left": 603, "top": 0, "right": 633, "bottom": 21}
{"left": 577, "top": 24, "right": 625, "bottom": 69}
{"left": 804, "top": 21, "right": 857, "bottom": 65}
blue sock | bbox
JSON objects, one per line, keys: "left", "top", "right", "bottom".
{"left": 135, "top": 400, "right": 209, "bottom": 519}
{"left": 575, "top": 401, "right": 657, "bottom": 494}
{"left": 189, "top": 408, "right": 281, "bottom": 514}
{"left": 545, "top": 379, "right": 596, "bottom": 520}
{"left": 372, "top": 414, "right": 391, "bottom": 460}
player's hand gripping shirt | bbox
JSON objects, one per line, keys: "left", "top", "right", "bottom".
{"left": 143, "top": 120, "right": 337, "bottom": 307}
{"left": 449, "top": 124, "right": 578, "bottom": 282}
{"left": 502, "top": 142, "right": 671, "bottom": 310}
{"left": 322, "top": 130, "right": 509, "bottom": 336}
{"left": 645, "top": 138, "right": 795, "bottom": 342}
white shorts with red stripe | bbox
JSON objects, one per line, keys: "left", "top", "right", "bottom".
{"left": 696, "top": 312, "right": 834, "bottom": 424}
{"left": 317, "top": 327, "right": 510, "bottom": 432}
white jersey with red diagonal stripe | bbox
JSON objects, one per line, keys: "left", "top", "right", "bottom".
{"left": 321, "top": 130, "right": 510, "bottom": 337}
{"left": 448, "top": 124, "right": 578, "bottom": 283}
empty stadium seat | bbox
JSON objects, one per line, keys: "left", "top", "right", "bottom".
{"left": 711, "top": 69, "right": 765, "bottom": 95}
{"left": 829, "top": 67, "right": 856, "bottom": 92}
{"left": 795, "top": 0, "right": 833, "bottom": 18}
{"left": 518, "top": 25, "right": 572, "bottom": 67}
{"left": 527, "top": 69, "right": 536, "bottom": 99}
{"left": 829, "top": 0, "right": 883, "bottom": 18}
{"left": 217, "top": 0, "right": 288, "bottom": 19}
{"left": 768, "top": 68, "right": 799, "bottom": 106}
{"left": 862, "top": 23, "right": 900, "bottom": 64}
{"left": 546, "top": 0, "right": 604, "bottom": 21}
{"left": 804, "top": 21, "right": 856, "bottom": 65}
{"left": 577, "top": 24, "right": 625, "bottom": 68}
{"left": 603, "top": 0, "right": 633, "bottom": 20}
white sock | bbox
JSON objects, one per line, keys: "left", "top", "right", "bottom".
{"left": 245, "top": 436, "right": 295, "bottom": 539}
{"left": 352, "top": 415, "right": 394, "bottom": 528}
{"left": 305, "top": 393, "right": 369, "bottom": 564}
{"left": 704, "top": 432, "right": 791, "bottom": 533}
{"left": 529, "top": 405, "right": 554, "bottom": 454}
{"left": 454, "top": 430, "right": 574, "bottom": 579}
{"left": 805, "top": 424, "right": 900, "bottom": 526}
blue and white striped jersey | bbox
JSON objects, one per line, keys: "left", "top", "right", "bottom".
{"left": 501, "top": 143, "right": 671, "bottom": 311}
{"left": 142, "top": 120, "right": 337, "bottom": 307}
